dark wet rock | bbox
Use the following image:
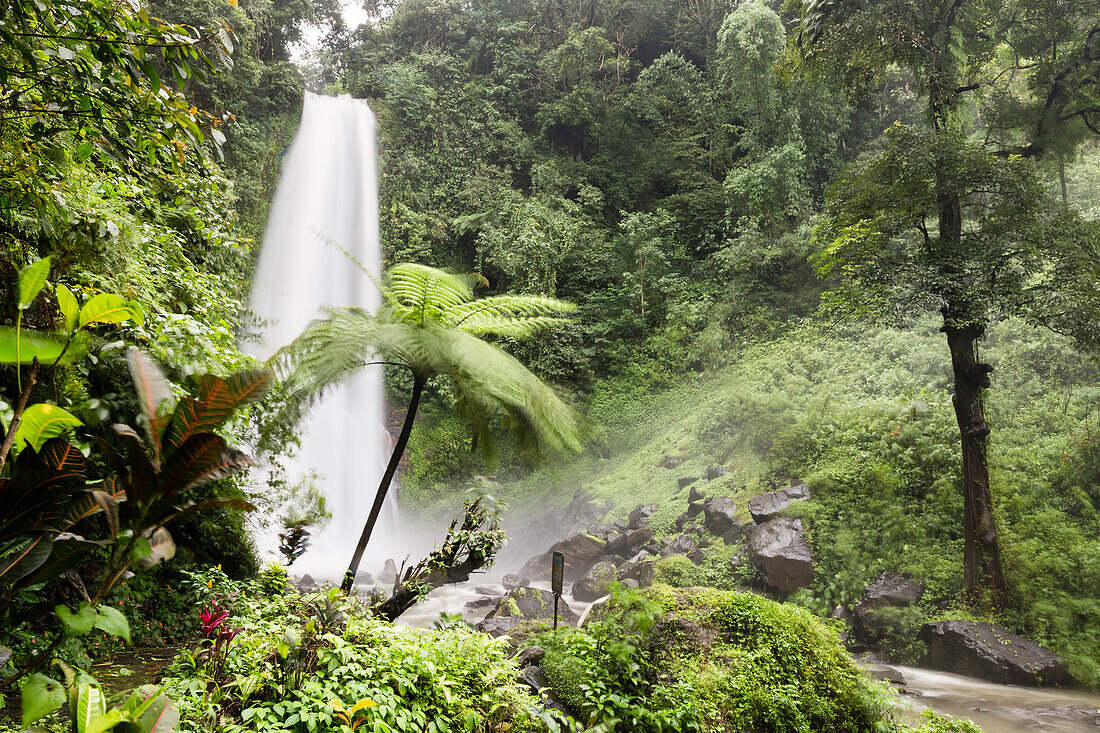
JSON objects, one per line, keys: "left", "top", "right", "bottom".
{"left": 621, "top": 578, "right": 640, "bottom": 589}
{"left": 919, "top": 620, "right": 1070, "bottom": 687}
{"left": 865, "top": 663, "right": 908, "bottom": 685}
{"left": 477, "top": 616, "right": 522, "bottom": 636}
{"left": 746, "top": 517, "right": 814, "bottom": 593}
{"left": 703, "top": 497, "right": 738, "bottom": 536}
{"left": 516, "top": 489, "right": 613, "bottom": 562}
{"left": 572, "top": 560, "right": 618, "bottom": 601}
{"left": 704, "top": 464, "right": 727, "bottom": 481}
{"left": 474, "top": 586, "right": 499, "bottom": 596}
{"left": 518, "top": 666, "right": 568, "bottom": 714}
{"left": 519, "top": 531, "right": 608, "bottom": 581}
{"left": 677, "top": 477, "right": 697, "bottom": 490}
{"left": 748, "top": 483, "right": 811, "bottom": 523}
{"left": 502, "top": 573, "right": 529, "bottom": 590}
{"left": 618, "top": 557, "right": 656, "bottom": 587}
{"left": 296, "top": 573, "right": 317, "bottom": 591}
{"left": 688, "top": 485, "right": 706, "bottom": 503}
{"left": 688, "top": 548, "right": 713, "bottom": 565}
{"left": 485, "top": 587, "right": 578, "bottom": 625}
{"left": 516, "top": 645, "right": 546, "bottom": 668}
{"left": 853, "top": 572, "right": 924, "bottom": 641}
{"left": 606, "top": 528, "right": 653, "bottom": 556}
{"left": 466, "top": 596, "right": 497, "bottom": 609}
{"left": 612, "top": 518, "right": 629, "bottom": 532}
{"left": 662, "top": 534, "right": 699, "bottom": 557}
{"left": 721, "top": 523, "right": 750, "bottom": 545}
{"left": 627, "top": 504, "right": 658, "bottom": 530}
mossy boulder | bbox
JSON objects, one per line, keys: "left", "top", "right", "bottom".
{"left": 484, "top": 586, "right": 578, "bottom": 625}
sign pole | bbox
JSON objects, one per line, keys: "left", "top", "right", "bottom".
{"left": 551, "top": 551, "right": 564, "bottom": 631}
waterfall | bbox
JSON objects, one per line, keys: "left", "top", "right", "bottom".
{"left": 246, "top": 92, "right": 399, "bottom": 581}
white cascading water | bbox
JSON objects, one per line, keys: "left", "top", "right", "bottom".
{"left": 246, "top": 92, "right": 399, "bottom": 580}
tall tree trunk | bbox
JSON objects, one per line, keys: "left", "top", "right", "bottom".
{"left": 938, "top": 184, "right": 1006, "bottom": 608}
{"left": 341, "top": 374, "right": 425, "bottom": 593}
{"left": 943, "top": 323, "right": 1006, "bottom": 607}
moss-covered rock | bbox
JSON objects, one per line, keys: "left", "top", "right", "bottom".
{"left": 539, "top": 585, "right": 887, "bottom": 732}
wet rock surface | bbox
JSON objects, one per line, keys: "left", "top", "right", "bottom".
{"left": 748, "top": 483, "right": 810, "bottom": 523}
{"left": 484, "top": 587, "right": 578, "bottom": 625}
{"left": 702, "top": 496, "right": 738, "bottom": 536}
{"left": 919, "top": 620, "right": 1070, "bottom": 687}
{"left": 746, "top": 517, "right": 814, "bottom": 592}
{"left": 572, "top": 560, "right": 618, "bottom": 601}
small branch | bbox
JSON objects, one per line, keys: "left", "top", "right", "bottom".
{"left": 0, "top": 358, "right": 39, "bottom": 473}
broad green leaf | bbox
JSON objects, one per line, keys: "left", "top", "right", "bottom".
{"left": 76, "top": 684, "right": 107, "bottom": 732}
{"left": 15, "top": 403, "right": 82, "bottom": 453}
{"left": 0, "top": 327, "right": 67, "bottom": 364}
{"left": 93, "top": 605, "right": 131, "bottom": 644}
{"left": 17, "top": 257, "right": 50, "bottom": 310}
{"left": 56, "top": 602, "right": 96, "bottom": 637}
{"left": 56, "top": 284, "right": 79, "bottom": 332}
{"left": 20, "top": 673, "right": 65, "bottom": 726}
{"left": 85, "top": 709, "right": 125, "bottom": 733}
{"left": 138, "top": 693, "right": 179, "bottom": 733}
{"left": 78, "top": 293, "right": 136, "bottom": 327}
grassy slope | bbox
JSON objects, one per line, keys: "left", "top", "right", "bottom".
{"left": 496, "top": 317, "right": 1100, "bottom": 683}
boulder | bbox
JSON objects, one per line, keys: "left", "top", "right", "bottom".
{"left": 466, "top": 596, "right": 497, "bottom": 609}
{"left": 572, "top": 560, "right": 618, "bottom": 601}
{"left": 477, "top": 616, "right": 521, "bottom": 637}
{"left": 606, "top": 528, "right": 653, "bottom": 556}
{"left": 515, "top": 645, "right": 546, "bottom": 668}
{"left": 919, "top": 620, "right": 1070, "bottom": 687}
{"left": 627, "top": 504, "right": 658, "bottom": 530}
{"left": 688, "top": 485, "right": 706, "bottom": 503}
{"left": 474, "top": 586, "right": 499, "bottom": 596}
{"left": 746, "top": 517, "right": 814, "bottom": 593}
{"left": 702, "top": 497, "right": 738, "bottom": 536}
{"left": 517, "top": 489, "right": 613, "bottom": 559}
{"left": 688, "top": 548, "right": 713, "bottom": 565}
{"left": 748, "top": 484, "right": 811, "bottom": 523}
{"left": 721, "top": 523, "right": 750, "bottom": 545}
{"left": 518, "top": 531, "right": 608, "bottom": 581}
{"left": 618, "top": 556, "right": 656, "bottom": 587}
{"left": 518, "top": 666, "right": 568, "bottom": 714}
{"left": 296, "top": 573, "right": 317, "bottom": 592}
{"left": 662, "top": 534, "right": 699, "bottom": 558}
{"left": 485, "top": 587, "right": 578, "bottom": 625}
{"left": 502, "top": 573, "right": 529, "bottom": 590}
{"left": 677, "top": 477, "right": 697, "bottom": 490}
{"left": 852, "top": 572, "right": 924, "bottom": 641}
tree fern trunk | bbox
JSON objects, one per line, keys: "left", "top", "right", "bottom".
{"left": 341, "top": 374, "right": 425, "bottom": 593}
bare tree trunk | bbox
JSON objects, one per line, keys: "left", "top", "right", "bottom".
{"left": 341, "top": 374, "right": 425, "bottom": 593}
{"left": 943, "top": 321, "right": 1006, "bottom": 607}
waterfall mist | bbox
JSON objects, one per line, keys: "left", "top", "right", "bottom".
{"left": 247, "top": 92, "right": 399, "bottom": 580}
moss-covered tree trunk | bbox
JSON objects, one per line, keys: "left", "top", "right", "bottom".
{"left": 939, "top": 188, "right": 1007, "bottom": 607}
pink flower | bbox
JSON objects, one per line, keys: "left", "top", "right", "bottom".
{"left": 199, "top": 604, "right": 230, "bottom": 638}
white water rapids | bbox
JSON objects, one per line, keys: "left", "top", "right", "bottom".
{"left": 247, "top": 92, "right": 400, "bottom": 580}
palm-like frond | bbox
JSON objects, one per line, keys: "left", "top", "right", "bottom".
{"left": 273, "top": 263, "right": 579, "bottom": 456}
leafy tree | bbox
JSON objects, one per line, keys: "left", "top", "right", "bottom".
{"left": 802, "top": 0, "right": 1100, "bottom": 606}
{"left": 276, "top": 263, "right": 580, "bottom": 591}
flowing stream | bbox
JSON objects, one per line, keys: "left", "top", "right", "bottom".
{"left": 247, "top": 92, "right": 399, "bottom": 580}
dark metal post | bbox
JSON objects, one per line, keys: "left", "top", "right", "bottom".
{"left": 551, "top": 551, "right": 564, "bottom": 631}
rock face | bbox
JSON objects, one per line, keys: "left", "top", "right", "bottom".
{"left": 618, "top": 554, "right": 657, "bottom": 588}
{"left": 484, "top": 587, "right": 578, "bottom": 625}
{"left": 519, "top": 531, "right": 608, "bottom": 581}
{"left": 502, "top": 573, "right": 530, "bottom": 590}
{"left": 628, "top": 504, "right": 658, "bottom": 530}
{"left": 702, "top": 497, "right": 738, "bottom": 536}
{"left": 476, "top": 616, "right": 521, "bottom": 636}
{"left": 748, "top": 483, "right": 810, "bottom": 523}
{"left": 852, "top": 572, "right": 924, "bottom": 641}
{"left": 919, "top": 620, "right": 1070, "bottom": 687}
{"left": 746, "top": 517, "right": 814, "bottom": 592}
{"left": 572, "top": 560, "right": 617, "bottom": 601}
{"left": 662, "top": 534, "right": 699, "bottom": 557}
